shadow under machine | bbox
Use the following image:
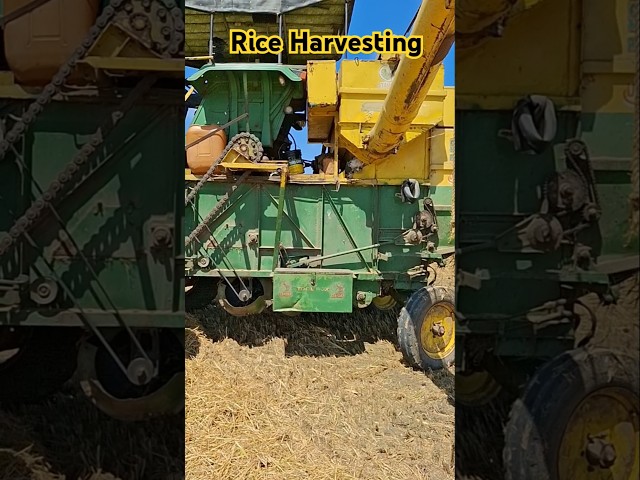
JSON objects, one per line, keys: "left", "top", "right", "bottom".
{"left": 1, "top": 0, "right": 184, "bottom": 420}
{"left": 185, "top": 0, "right": 457, "bottom": 370}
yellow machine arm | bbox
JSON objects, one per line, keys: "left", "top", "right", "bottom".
{"left": 365, "top": 0, "right": 455, "bottom": 161}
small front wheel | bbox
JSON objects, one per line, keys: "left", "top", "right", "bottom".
{"left": 397, "top": 285, "right": 455, "bottom": 370}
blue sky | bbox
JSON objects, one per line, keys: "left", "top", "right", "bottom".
{"left": 186, "top": 0, "right": 454, "bottom": 161}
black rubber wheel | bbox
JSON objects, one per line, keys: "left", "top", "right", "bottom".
{"left": 503, "top": 348, "right": 639, "bottom": 480}
{"left": 397, "top": 285, "right": 455, "bottom": 370}
{"left": 456, "top": 369, "right": 503, "bottom": 407}
{"left": 94, "top": 328, "right": 184, "bottom": 400}
{"left": 0, "top": 327, "right": 80, "bottom": 404}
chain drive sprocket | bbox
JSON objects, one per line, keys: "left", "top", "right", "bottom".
{"left": 184, "top": 132, "right": 263, "bottom": 207}
{"left": 0, "top": 0, "right": 183, "bottom": 257}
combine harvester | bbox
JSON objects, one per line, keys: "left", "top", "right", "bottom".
{"left": 456, "top": 0, "right": 639, "bottom": 477}
{"left": 0, "top": 0, "right": 184, "bottom": 420}
{"left": 185, "top": 0, "right": 456, "bottom": 370}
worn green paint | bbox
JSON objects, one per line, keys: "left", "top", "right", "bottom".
{"left": 1, "top": 95, "right": 184, "bottom": 327}
{"left": 273, "top": 270, "right": 353, "bottom": 313}
{"left": 583, "top": 112, "right": 639, "bottom": 255}
{"left": 456, "top": 109, "right": 637, "bottom": 361}
{"left": 186, "top": 179, "right": 453, "bottom": 311}
{"left": 187, "top": 64, "right": 305, "bottom": 148}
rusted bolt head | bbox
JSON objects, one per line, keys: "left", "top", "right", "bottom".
{"left": 585, "top": 437, "right": 616, "bottom": 469}
{"left": 152, "top": 226, "right": 171, "bottom": 246}
{"left": 431, "top": 323, "right": 445, "bottom": 337}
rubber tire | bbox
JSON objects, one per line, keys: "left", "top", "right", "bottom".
{"left": 456, "top": 369, "right": 504, "bottom": 407}
{"left": 503, "top": 348, "right": 640, "bottom": 480}
{"left": 397, "top": 285, "right": 455, "bottom": 370}
{"left": 94, "top": 328, "right": 184, "bottom": 400}
{"left": 0, "top": 327, "right": 80, "bottom": 404}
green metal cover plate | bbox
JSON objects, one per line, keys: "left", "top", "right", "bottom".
{"left": 273, "top": 270, "right": 353, "bottom": 313}
{"left": 187, "top": 63, "right": 304, "bottom": 84}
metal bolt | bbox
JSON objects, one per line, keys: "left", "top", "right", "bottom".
{"left": 431, "top": 323, "right": 445, "bottom": 337}
{"left": 132, "top": 16, "right": 147, "bottom": 30}
{"left": 126, "top": 357, "right": 154, "bottom": 386}
{"left": 237, "top": 289, "right": 251, "bottom": 302}
{"left": 585, "top": 437, "right": 616, "bottom": 469}
{"left": 38, "top": 284, "right": 50, "bottom": 297}
{"left": 584, "top": 204, "right": 600, "bottom": 222}
{"left": 356, "top": 292, "right": 366, "bottom": 301}
{"left": 569, "top": 140, "right": 585, "bottom": 157}
{"left": 152, "top": 226, "right": 171, "bottom": 246}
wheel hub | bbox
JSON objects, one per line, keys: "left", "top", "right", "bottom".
{"left": 236, "top": 289, "right": 251, "bottom": 303}
{"left": 126, "top": 357, "right": 155, "bottom": 386}
{"left": 456, "top": 370, "right": 503, "bottom": 406}
{"left": 559, "top": 386, "right": 639, "bottom": 478}
{"left": 431, "top": 322, "right": 446, "bottom": 337}
{"left": 585, "top": 436, "right": 617, "bottom": 469}
{"left": 419, "top": 301, "right": 455, "bottom": 360}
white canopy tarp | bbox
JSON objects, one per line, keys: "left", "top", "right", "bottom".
{"left": 185, "top": 0, "right": 325, "bottom": 14}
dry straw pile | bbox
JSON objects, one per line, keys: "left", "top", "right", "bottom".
{"left": 186, "top": 304, "right": 455, "bottom": 480}
{"left": 0, "top": 384, "right": 183, "bottom": 479}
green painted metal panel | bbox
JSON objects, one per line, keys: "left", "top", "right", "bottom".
{"left": 581, "top": 112, "right": 638, "bottom": 255}
{"left": 189, "top": 66, "right": 305, "bottom": 147}
{"left": 187, "top": 64, "right": 304, "bottom": 83}
{"left": 1, "top": 96, "right": 184, "bottom": 327}
{"left": 186, "top": 180, "right": 453, "bottom": 299}
{"left": 456, "top": 107, "right": 637, "bottom": 358}
{"left": 321, "top": 186, "right": 375, "bottom": 271}
{"left": 272, "top": 270, "right": 353, "bottom": 312}
{"left": 456, "top": 110, "right": 573, "bottom": 317}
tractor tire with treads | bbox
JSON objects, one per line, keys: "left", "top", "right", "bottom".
{"left": 0, "top": 327, "right": 81, "bottom": 404}
{"left": 503, "top": 348, "right": 639, "bottom": 480}
{"left": 397, "top": 285, "right": 455, "bottom": 370}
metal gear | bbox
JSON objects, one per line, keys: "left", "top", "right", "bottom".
{"left": 184, "top": 132, "right": 264, "bottom": 207}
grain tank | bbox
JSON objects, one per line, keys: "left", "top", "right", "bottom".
{"left": 185, "top": 0, "right": 456, "bottom": 370}
{"left": 1, "top": 0, "right": 185, "bottom": 421}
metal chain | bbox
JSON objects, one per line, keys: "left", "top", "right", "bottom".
{"left": 0, "top": 0, "right": 183, "bottom": 162}
{"left": 0, "top": 0, "right": 182, "bottom": 257}
{"left": 0, "top": 75, "right": 157, "bottom": 257}
{"left": 184, "top": 132, "right": 263, "bottom": 207}
{"left": 0, "top": 0, "right": 183, "bottom": 377}
{"left": 186, "top": 171, "right": 252, "bottom": 247}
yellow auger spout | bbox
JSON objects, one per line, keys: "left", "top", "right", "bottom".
{"left": 365, "top": 0, "right": 455, "bottom": 160}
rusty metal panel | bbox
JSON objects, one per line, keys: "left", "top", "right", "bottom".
{"left": 272, "top": 269, "right": 353, "bottom": 312}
